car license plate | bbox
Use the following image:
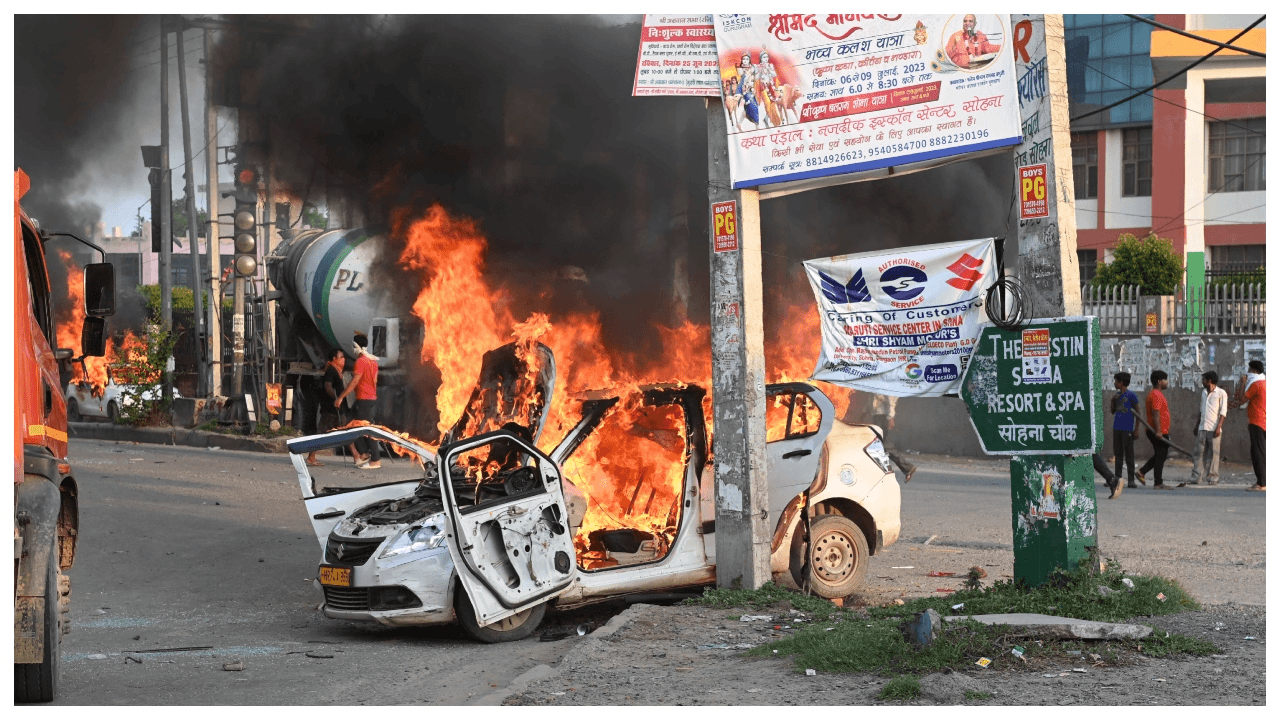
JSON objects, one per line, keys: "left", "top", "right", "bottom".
{"left": 318, "top": 565, "right": 352, "bottom": 587}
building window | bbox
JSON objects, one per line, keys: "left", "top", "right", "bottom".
{"left": 1077, "top": 249, "right": 1098, "bottom": 284}
{"left": 1208, "top": 118, "right": 1265, "bottom": 192}
{"left": 1072, "top": 132, "right": 1098, "bottom": 199}
{"left": 1208, "top": 244, "right": 1265, "bottom": 277}
{"left": 1122, "top": 127, "right": 1152, "bottom": 196}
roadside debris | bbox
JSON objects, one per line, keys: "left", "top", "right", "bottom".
{"left": 805, "top": 669, "right": 817, "bottom": 676}
{"left": 943, "top": 613, "right": 1153, "bottom": 640}
{"left": 1120, "top": 578, "right": 1135, "bottom": 591}
{"left": 222, "top": 661, "right": 244, "bottom": 671}
{"left": 1097, "top": 585, "right": 1115, "bottom": 597}
{"left": 975, "top": 657, "right": 991, "bottom": 668}
{"left": 124, "top": 646, "right": 214, "bottom": 654}
{"left": 902, "top": 608, "right": 942, "bottom": 648}
{"left": 740, "top": 615, "right": 772, "bottom": 622}
{"left": 125, "top": 655, "right": 143, "bottom": 664}
{"left": 927, "top": 571, "right": 955, "bottom": 577}
{"left": 305, "top": 651, "right": 334, "bottom": 659}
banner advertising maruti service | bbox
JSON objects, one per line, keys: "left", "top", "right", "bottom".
{"left": 713, "top": 14, "right": 1022, "bottom": 189}
{"left": 803, "top": 237, "right": 996, "bottom": 397}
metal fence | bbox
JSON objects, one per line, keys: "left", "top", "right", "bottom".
{"left": 1080, "top": 283, "right": 1266, "bottom": 336}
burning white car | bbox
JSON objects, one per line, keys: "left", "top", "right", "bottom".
{"left": 64, "top": 378, "right": 179, "bottom": 423}
{"left": 289, "top": 367, "right": 901, "bottom": 643}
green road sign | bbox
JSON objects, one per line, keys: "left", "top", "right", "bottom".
{"left": 960, "top": 317, "right": 1102, "bottom": 455}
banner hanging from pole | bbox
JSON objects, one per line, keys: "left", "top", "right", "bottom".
{"left": 803, "top": 237, "right": 996, "bottom": 397}
{"left": 712, "top": 14, "right": 1023, "bottom": 190}
{"left": 633, "top": 15, "right": 721, "bottom": 96}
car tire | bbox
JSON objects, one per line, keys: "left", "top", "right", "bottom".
{"left": 14, "top": 534, "right": 61, "bottom": 703}
{"left": 793, "top": 514, "right": 869, "bottom": 599}
{"left": 106, "top": 401, "right": 120, "bottom": 424}
{"left": 66, "top": 399, "right": 80, "bottom": 423}
{"left": 454, "top": 584, "right": 546, "bottom": 644}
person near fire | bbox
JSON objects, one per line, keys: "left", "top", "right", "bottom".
{"left": 1233, "top": 360, "right": 1265, "bottom": 491}
{"left": 1110, "top": 372, "right": 1140, "bottom": 489}
{"left": 1136, "top": 369, "right": 1172, "bottom": 490}
{"left": 945, "top": 14, "right": 1001, "bottom": 69}
{"left": 306, "top": 347, "right": 362, "bottom": 467}
{"left": 1187, "top": 370, "right": 1228, "bottom": 486}
{"left": 335, "top": 333, "right": 381, "bottom": 470}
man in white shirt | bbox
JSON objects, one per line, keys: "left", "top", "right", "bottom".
{"left": 1189, "top": 370, "right": 1229, "bottom": 485}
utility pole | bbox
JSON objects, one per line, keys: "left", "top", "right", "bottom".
{"left": 159, "top": 15, "right": 174, "bottom": 404}
{"left": 176, "top": 21, "right": 208, "bottom": 397}
{"left": 1013, "top": 14, "right": 1082, "bottom": 316}
{"left": 204, "top": 27, "right": 223, "bottom": 398}
{"left": 705, "top": 99, "right": 771, "bottom": 590}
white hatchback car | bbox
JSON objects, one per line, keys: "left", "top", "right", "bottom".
{"left": 65, "top": 378, "right": 180, "bottom": 423}
{"left": 289, "top": 380, "right": 901, "bottom": 643}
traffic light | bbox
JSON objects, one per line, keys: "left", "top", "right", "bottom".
{"left": 232, "top": 165, "right": 259, "bottom": 277}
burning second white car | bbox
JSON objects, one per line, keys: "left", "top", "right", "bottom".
{"left": 289, "top": 374, "right": 900, "bottom": 643}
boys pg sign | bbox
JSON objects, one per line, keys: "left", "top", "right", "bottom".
{"left": 960, "top": 317, "right": 1102, "bottom": 455}
{"left": 712, "top": 201, "right": 739, "bottom": 252}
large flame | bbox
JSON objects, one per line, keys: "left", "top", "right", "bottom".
{"left": 54, "top": 250, "right": 119, "bottom": 395}
{"left": 390, "top": 203, "right": 849, "bottom": 565}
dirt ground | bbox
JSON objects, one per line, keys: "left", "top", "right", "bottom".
{"left": 502, "top": 601, "right": 1266, "bottom": 706}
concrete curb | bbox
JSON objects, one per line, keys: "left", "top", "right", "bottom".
{"left": 67, "top": 422, "right": 288, "bottom": 454}
{"left": 490, "top": 603, "right": 650, "bottom": 705}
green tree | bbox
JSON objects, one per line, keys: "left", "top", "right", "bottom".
{"left": 301, "top": 204, "right": 329, "bottom": 230}
{"left": 171, "top": 199, "right": 209, "bottom": 238}
{"left": 1091, "top": 232, "right": 1184, "bottom": 295}
{"left": 108, "top": 324, "right": 178, "bottom": 426}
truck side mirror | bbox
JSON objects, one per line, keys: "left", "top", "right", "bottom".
{"left": 84, "top": 262, "right": 115, "bottom": 317}
{"left": 81, "top": 316, "right": 108, "bottom": 358}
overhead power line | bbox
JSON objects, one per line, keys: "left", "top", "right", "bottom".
{"left": 1070, "top": 15, "right": 1265, "bottom": 123}
{"left": 1125, "top": 15, "right": 1265, "bottom": 58}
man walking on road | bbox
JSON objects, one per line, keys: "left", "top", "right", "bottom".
{"left": 335, "top": 333, "right": 381, "bottom": 470}
{"left": 1110, "top": 372, "right": 1140, "bottom": 488}
{"left": 1137, "top": 370, "right": 1172, "bottom": 490}
{"left": 1234, "top": 360, "right": 1265, "bottom": 491}
{"left": 1188, "top": 370, "right": 1228, "bottom": 486}
{"left": 869, "top": 393, "right": 917, "bottom": 482}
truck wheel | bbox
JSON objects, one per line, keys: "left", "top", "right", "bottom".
{"left": 455, "top": 585, "right": 545, "bottom": 644}
{"left": 66, "top": 399, "right": 80, "bottom": 423}
{"left": 107, "top": 401, "right": 120, "bottom": 423}
{"left": 793, "top": 514, "right": 869, "bottom": 599}
{"left": 15, "top": 535, "right": 61, "bottom": 703}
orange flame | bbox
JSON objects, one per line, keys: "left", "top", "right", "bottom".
{"left": 392, "top": 203, "right": 853, "bottom": 565}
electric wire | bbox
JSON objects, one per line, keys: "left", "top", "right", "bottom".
{"left": 1070, "top": 15, "right": 1264, "bottom": 123}
{"left": 1124, "top": 15, "right": 1264, "bottom": 58}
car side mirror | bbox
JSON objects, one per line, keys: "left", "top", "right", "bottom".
{"left": 81, "top": 316, "right": 108, "bottom": 357}
{"left": 84, "top": 262, "right": 115, "bottom": 317}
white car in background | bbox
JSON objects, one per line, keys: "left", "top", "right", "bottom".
{"left": 289, "top": 370, "right": 902, "bottom": 644}
{"left": 65, "top": 378, "right": 179, "bottom": 423}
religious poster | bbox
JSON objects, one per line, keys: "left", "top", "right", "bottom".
{"left": 632, "top": 15, "right": 721, "bottom": 96}
{"left": 803, "top": 237, "right": 996, "bottom": 397}
{"left": 713, "top": 14, "right": 1023, "bottom": 191}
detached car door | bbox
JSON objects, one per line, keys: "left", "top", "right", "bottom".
{"left": 440, "top": 430, "right": 577, "bottom": 627}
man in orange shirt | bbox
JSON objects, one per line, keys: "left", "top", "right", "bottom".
{"left": 1235, "top": 360, "right": 1265, "bottom": 491}
{"left": 335, "top": 333, "right": 381, "bottom": 469}
{"left": 945, "top": 14, "right": 1001, "bottom": 69}
{"left": 1137, "top": 370, "right": 1172, "bottom": 489}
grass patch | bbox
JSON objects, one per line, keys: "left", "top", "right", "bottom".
{"left": 731, "top": 562, "right": 1215, "bottom": 676}
{"left": 965, "top": 690, "right": 992, "bottom": 701}
{"left": 865, "top": 561, "right": 1199, "bottom": 624}
{"left": 877, "top": 674, "right": 920, "bottom": 701}
{"left": 684, "top": 582, "right": 842, "bottom": 619}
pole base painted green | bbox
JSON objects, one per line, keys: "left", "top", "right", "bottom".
{"left": 1010, "top": 454, "right": 1098, "bottom": 587}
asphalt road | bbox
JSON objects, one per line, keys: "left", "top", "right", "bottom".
{"left": 43, "top": 439, "right": 1265, "bottom": 705}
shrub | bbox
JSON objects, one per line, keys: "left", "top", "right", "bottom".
{"left": 1092, "top": 233, "right": 1184, "bottom": 295}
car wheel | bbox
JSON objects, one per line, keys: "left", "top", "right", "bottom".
{"left": 454, "top": 584, "right": 546, "bottom": 644}
{"left": 106, "top": 401, "right": 120, "bottom": 424}
{"left": 66, "top": 399, "right": 80, "bottom": 423}
{"left": 794, "top": 514, "right": 869, "bottom": 599}
{"left": 14, "top": 534, "right": 61, "bottom": 702}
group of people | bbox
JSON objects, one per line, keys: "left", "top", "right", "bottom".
{"left": 1103, "top": 361, "right": 1265, "bottom": 497}
{"left": 304, "top": 332, "right": 383, "bottom": 470}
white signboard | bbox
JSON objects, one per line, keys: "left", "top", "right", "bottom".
{"left": 803, "top": 237, "right": 997, "bottom": 397}
{"left": 633, "top": 15, "right": 721, "bottom": 96}
{"left": 713, "top": 14, "right": 1022, "bottom": 190}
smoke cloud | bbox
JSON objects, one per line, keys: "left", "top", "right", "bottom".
{"left": 237, "top": 14, "right": 1013, "bottom": 363}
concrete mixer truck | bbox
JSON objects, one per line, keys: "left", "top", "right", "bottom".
{"left": 268, "top": 229, "right": 435, "bottom": 438}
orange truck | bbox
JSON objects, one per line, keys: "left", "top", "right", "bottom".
{"left": 14, "top": 169, "right": 114, "bottom": 703}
